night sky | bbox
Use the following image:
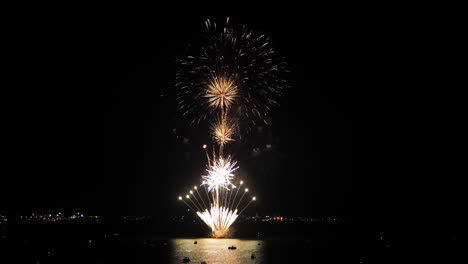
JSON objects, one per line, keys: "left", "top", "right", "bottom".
{"left": 4, "top": 7, "right": 457, "bottom": 224}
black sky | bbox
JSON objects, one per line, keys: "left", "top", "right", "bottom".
{"left": 4, "top": 7, "right": 457, "bottom": 224}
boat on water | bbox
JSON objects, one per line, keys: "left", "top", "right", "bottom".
{"left": 228, "top": 246, "right": 237, "bottom": 250}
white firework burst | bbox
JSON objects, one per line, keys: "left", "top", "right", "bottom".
{"left": 202, "top": 156, "right": 238, "bottom": 192}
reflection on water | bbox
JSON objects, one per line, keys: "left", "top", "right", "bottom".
{"left": 170, "top": 238, "right": 263, "bottom": 264}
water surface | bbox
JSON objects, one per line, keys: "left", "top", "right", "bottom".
{"left": 170, "top": 238, "right": 263, "bottom": 264}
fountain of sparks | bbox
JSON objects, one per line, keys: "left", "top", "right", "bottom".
{"left": 179, "top": 155, "right": 256, "bottom": 237}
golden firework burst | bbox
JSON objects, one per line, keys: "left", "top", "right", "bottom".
{"left": 204, "top": 75, "right": 238, "bottom": 110}
{"left": 212, "top": 118, "right": 236, "bottom": 147}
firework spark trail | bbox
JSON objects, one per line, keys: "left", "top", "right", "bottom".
{"left": 239, "top": 196, "right": 256, "bottom": 215}
{"left": 223, "top": 188, "right": 230, "bottom": 208}
{"left": 202, "top": 144, "right": 213, "bottom": 168}
{"left": 202, "top": 181, "right": 213, "bottom": 205}
{"left": 230, "top": 180, "right": 243, "bottom": 209}
{"left": 180, "top": 196, "right": 196, "bottom": 212}
{"left": 179, "top": 196, "right": 195, "bottom": 212}
{"left": 190, "top": 190, "right": 204, "bottom": 211}
{"left": 194, "top": 186, "right": 208, "bottom": 209}
{"left": 227, "top": 185, "right": 234, "bottom": 208}
{"left": 235, "top": 188, "right": 248, "bottom": 210}
{"left": 187, "top": 194, "right": 203, "bottom": 212}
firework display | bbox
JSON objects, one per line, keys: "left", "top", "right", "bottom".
{"left": 176, "top": 18, "right": 287, "bottom": 237}
{"left": 176, "top": 18, "right": 288, "bottom": 127}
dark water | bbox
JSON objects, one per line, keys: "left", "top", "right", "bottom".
{"left": 1, "top": 235, "right": 375, "bottom": 264}
{"left": 0, "top": 221, "right": 459, "bottom": 263}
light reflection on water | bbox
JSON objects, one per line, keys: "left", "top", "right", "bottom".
{"left": 170, "top": 238, "right": 264, "bottom": 264}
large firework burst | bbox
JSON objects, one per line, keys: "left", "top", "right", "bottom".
{"left": 176, "top": 17, "right": 288, "bottom": 127}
